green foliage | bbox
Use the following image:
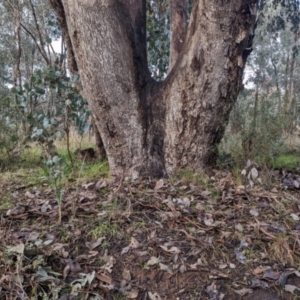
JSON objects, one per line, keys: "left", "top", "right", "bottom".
{"left": 89, "top": 221, "right": 119, "bottom": 239}
{"left": 7, "top": 67, "right": 90, "bottom": 158}
{"left": 146, "top": 0, "right": 194, "bottom": 80}
{"left": 147, "top": 0, "right": 170, "bottom": 80}
{"left": 221, "top": 1, "right": 300, "bottom": 170}
{"left": 271, "top": 154, "right": 300, "bottom": 169}
{"left": 46, "top": 155, "right": 65, "bottom": 224}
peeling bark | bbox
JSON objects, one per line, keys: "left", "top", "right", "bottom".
{"left": 49, "top": 0, "right": 258, "bottom": 178}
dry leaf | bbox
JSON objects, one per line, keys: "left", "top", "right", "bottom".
{"left": 154, "top": 179, "right": 164, "bottom": 191}
{"left": 250, "top": 209, "right": 259, "bottom": 217}
{"left": 250, "top": 167, "right": 258, "bottom": 180}
{"left": 146, "top": 256, "right": 159, "bottom": 266}
{"left": 159, "top": 262, "right": 172, "bottom": 274}
{"left": 96, "top": 272, "right": 112, "bottom": 284}
{"left": 263, "top": 268, "right": 280, "bottom": 280}
{"left": 159, "top": 245, "right": 180, "bottom": 254}
{"left": 235, "top": 223, "right": 244, "bottom": 232}
{"left": 127, "top": 289, "right": 139, "bottom": 299}
{"left": 25, "top": 191, "right": 35, "bottom": 199}
{"left": 253, "top": 266, "right": 266, "bottom": 275}
{"left": 219, "top": 264, "right": 227, "bottom": 269}
{"left": 285, "top": 284, "right": 300, "bottom": 293}
{"left": 122, "top": 269, "right": 131, "bottom": 281}
{"left": 82, "top": 182, "right": 95, "bottom": 190}
{"left": 85, "top": 237, "right": 105, "bottom": 250}
{"left": 290, "top": 213, "right": 300, "bottom": 221}
{"left": 129, "top": 237, "right": 140, "bottom": 249}
{"left": 234, "top": 288, "right": 253, "bottom": 296}
{"left": 148, "top": 291, "right": 162, "bottom": 300}
{"left": 11, "top": 243, "right": 25, "bottom": 254}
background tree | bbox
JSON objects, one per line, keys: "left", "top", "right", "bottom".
{"left": 0, "top": 0, "right": 91, "bottom": 160}
{"left": 222, "top": 0, "right": 300, "bottom": 166}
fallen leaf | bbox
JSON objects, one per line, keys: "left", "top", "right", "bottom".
{"left": 250, "top": 209, "right": 259, "bottom": 217}
{"left": 136, "top": 250, "right": 149, "bottom": 256}
{"left": 179, "top": 264, "right": 186, "bottom": 273}
{"left": 96, "top": 273, "right": 112, "bottom": 284}
{"left": 159, "top": 263, "right": 172, "bottom": 274}
{"left": 154, "top": 179, "right": 164, "bottom": 191}
{"left": 235, "top": 223, "right": 244, "bottom": 232}
{"left": 129, "top": 237, "right": 140, "bottom": 249}
{"left": 290, "top": 213, "right": 300, "bottom": 221}
{"left": 121, "top": 246, "right": 130, "bottom": 255}
{"left": 234, "top": 249, "right": 247, "bottom": 264}
{"left": 148, "top": 291, "right": 162, "bottom": 300}
{"left": 27, "top": 231, "right": 39, "bottom": 241}
{"left": 253, "top": 266, "right": 266, "bottom": 275}
{"left": 82, "top": 182, "right": 95, "bottom": 190}
{"left": 160, "top": 245, "right": 180, "bottom": 254}
{"left": 25, "top": 191, "right": 35, "bottom": 199}
{"left": 285, "top": 284, "right": 300, "bottom": 293}
{"left": 127, "top": 289, "right": 139, "bottom": 299}
{"left": 234, "top": 288, "right": 253, "bottom": 296}
{"left": 6, "top": 206, "right": 25, "bottom": 216}
{"left": 10, "top": 243, "right": 25, "bottom": 254}
{"left": 146, "top": 256, "right": 160, "bottom": 266}
{"left": 122, "top": 269, "right": 131, "bottom": 281}
{"left": 85, "top": 237, "right": 106, "bottom": 250}
{"left": 250, "top": 278, "right": 269, "bottom": 288}
{"left": 204, "top": 218, "right": 214, "bottom": 226}
{"left": 95, "top": 180, "right": 107, "bottom": 189}
{"left": 263, "top": 268, "right": 280, "bottom": 280}
{"left": 65, "top": 259, "right": 81, "bottom": 273}
{"left": 250, "top": 167, "right": 258, "bottom": 180}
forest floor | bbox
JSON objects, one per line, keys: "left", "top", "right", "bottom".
{"left": 0, "top": 154, "right": 300, "bottom": 300}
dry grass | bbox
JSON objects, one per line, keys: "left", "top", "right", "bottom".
{"left": 54, "top": 128, "right": 95, "bottom": 151}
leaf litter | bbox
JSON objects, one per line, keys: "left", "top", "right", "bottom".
{"left": 0, "top": 169, "right": 300, "bottom": 299}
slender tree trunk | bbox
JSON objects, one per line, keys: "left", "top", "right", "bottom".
{"left": 271, "top": 57, "right": 282, "bottom": 116}
{"left": 49, "top": 0, "right": 258, "bottom": 178}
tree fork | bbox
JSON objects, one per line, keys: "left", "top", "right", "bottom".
{"left": 49, "top": 0, "right": 258, "bottom": 178}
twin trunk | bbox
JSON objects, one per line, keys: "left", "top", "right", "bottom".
{"left": 50, "top": 0, "right": 258, "bottom": 178}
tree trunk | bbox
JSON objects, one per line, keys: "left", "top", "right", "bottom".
{"left": 91, "top": 114, "right": 106, "bottom": 159}
{"left": 49, "top": 0, "right": 258, "bottom": 178}
{"left": 169, "top": 0, "right": 188, "bottom": 71}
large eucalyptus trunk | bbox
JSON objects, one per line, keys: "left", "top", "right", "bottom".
{"left": 49, "top": 0, "right": 258, "bottom": 178}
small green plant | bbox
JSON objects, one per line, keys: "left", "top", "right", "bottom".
{"left": 46, "top": 155, "right": 64, "bottom": 224}
{"left": 89, "top": 221, "right": 119, "bottom": 239}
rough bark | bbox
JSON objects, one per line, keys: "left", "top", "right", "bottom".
{"left": 49, "top": 0, "right": 258, "bottom": 178}
{"left": 91, "top": 114, "right": 106, "bottom": 159}
{"left": 169, "top": 0, "right": 188, "bottom": 71}
{"left": 49, "top": 0, "right": 108, "bottom": 155}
